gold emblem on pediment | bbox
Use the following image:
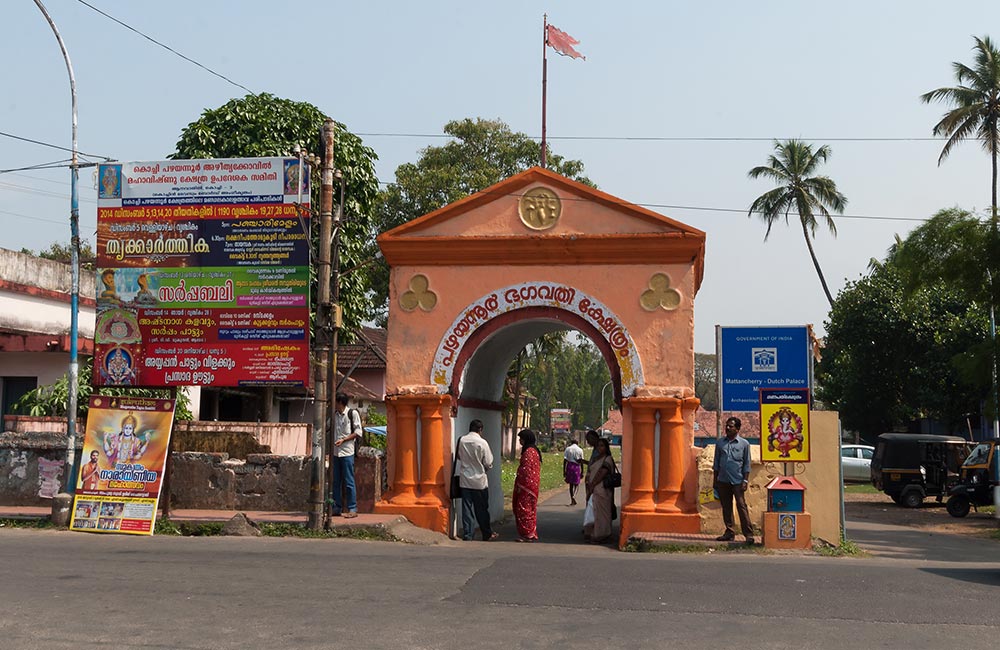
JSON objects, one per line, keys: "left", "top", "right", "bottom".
{"left": 518, "top": 187, "right": 561, "bottom": 230}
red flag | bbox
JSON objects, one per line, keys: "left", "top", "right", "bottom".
{"left": 546, "top": 24, "right": 585, "bottom": 60}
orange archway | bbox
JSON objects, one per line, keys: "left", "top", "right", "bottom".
{"left": 373, "top": 167, "right": 706, "bottom": 546}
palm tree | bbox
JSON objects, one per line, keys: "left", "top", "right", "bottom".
{"left": 747, "top": 139, "right": 847, "bottom": 306}
{"left": 921, "top": 35, "right": 1000, "bottom": 221}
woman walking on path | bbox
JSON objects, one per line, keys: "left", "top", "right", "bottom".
{"left": 513, "top": 429, "right": 542, "bottom": 542}
{"left": 584, "top": 437, "right": 615, "bottom": 544}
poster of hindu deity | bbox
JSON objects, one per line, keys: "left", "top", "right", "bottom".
{"left": 69, "top": 395, "right": 175, "bottom": 535}
{"left": 759, "top": 388, "right": 810, "bottom": 463}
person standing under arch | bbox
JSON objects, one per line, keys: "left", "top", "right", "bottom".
{"left": 513, "top": 429, "right": 541, "bottom": 542}
{"left": 457, "top": 419, "right": 497, "bottom": 541}
{"left": 563, "top": 438, "right": 584, "bottom": 505}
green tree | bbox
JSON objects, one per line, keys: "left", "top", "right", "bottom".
{"left": 819, "top": 210, "right": 989, "bottom": 440}
{"left": 370, "top": 117, "right": 593, "bottom": 324}
{"left": 694, "top": 352, "right": 718, "bottom": 411}
{"left": 13, "top": 359, "right": 193, "bottom": 420}
{"left": 172, "top": 93, "right": 380, "bottom": 333}
{"left": 747, "top": 140, "right": 847, "bottom": 306}
{"left": 921, "top": 36, "right": 1000, "bottom": 220}
{"left": 22, "top": 240, "right": 96, "bottom": 270}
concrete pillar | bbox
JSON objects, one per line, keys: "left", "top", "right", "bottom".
{"left": 655, "top": 397, "right": 698, "bottom": 512}
{"left": 417, "top": 394, "right": 450, "bottom": 505}
{"left": 623, "top": 399, "right": 656, "bottom": 513}
{"left": 389, "top": 398, "right": 419, "bottom": 505}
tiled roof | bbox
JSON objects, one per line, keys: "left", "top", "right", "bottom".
{"left": 337, "top": 371, "right": 381, "bottom": 403}
{"left": 337, "top": 327, "right": 387, "bottom": 371}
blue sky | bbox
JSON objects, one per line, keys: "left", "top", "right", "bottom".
{"left": 3, "top": 1, "right": 999, "bottom": 352}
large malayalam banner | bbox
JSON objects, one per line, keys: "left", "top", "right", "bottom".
{"left": 94, "top": 157, "right": 311, "bottom": 388}
{"left": 70, "top": 396, "right": 176, "bottom": 535}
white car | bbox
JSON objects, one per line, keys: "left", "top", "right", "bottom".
{"left": 841, "top": 444, "right": 875, "bottom": 482}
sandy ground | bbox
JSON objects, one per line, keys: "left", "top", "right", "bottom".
{"left": 845, "top": 489, "right": 999, "bottom": 538}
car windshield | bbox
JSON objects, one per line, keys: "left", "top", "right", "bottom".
{"left": 963, "top": 443, "right": 991, "bottom": 466}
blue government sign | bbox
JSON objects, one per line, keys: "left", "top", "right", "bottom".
{"left": 719, "top": 326, "right": 811, "bottom": 412}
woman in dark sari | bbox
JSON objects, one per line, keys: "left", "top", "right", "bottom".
{"left": 513, "top": 429, "right": 542, "bottom": 542}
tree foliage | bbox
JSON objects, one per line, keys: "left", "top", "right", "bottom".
{"left": 747, "top": 140, "right": 847, "bottom": 305}
{"left": 370, "top": 117, "right": 593, "bottom": 324}
{"left": 921, "top": 35, "right": 1000, "bottom": 218}
{"left": 172, "top": 93, "right": 380, "bottom": 333}
{"left": 818, "top": 209, "right": 989, "bottom": 441}
{"left": 506, "top": 335, "right": 610, "bottom": 436}
{"left": 22, "top": 240, "right": 96, "bottom": 270}
{"left": 694, "top": 352, "right": 718, "bottom": 411}
{"left": 13, "top": 359, "right": 193, "bottom": 420}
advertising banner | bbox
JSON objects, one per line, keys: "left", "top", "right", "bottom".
{"left": 70, "top": 395, "right": 176, "bottom": 535}
{"left": 94, "top": 157, "right": 310, "bottom": 388}
{"left": 550, "top": 408, "right": 572, "bottom": 434}
{"left": 759, "top": 388, "right": 810, "bottom": 463}
{"left": 718, "top": 325, "right": 811, "bottom": 412}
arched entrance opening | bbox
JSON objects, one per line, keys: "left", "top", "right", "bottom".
{"left": 372, "top": 167, "right": 706, "bottom": 546}
{"left": 450, "top": 306, "right": 624, "bottom": 534}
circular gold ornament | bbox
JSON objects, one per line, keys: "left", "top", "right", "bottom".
{"left": 518, "top": 187, "right": 561, "bottom": 230}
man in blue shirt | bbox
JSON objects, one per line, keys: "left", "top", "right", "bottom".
{"left": 713, "top": 416, "right": 755, "bottom": 545}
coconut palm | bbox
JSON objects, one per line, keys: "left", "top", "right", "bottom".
{"left": 747, "top": 139, "right": 847, "bottom": 306}
{"left": 921, "top": 35, "right": 1000, "bottom": 221}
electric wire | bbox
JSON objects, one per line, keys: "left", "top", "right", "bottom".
{"left": 0, "top": 130, "right": 112, "bottom": 160}
{"left": 76, "top": 0, "right": 255, "bottom": 96}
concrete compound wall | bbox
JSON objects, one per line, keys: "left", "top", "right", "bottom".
{"left": 697, "top": 410, "right": 842, "bottom": 544}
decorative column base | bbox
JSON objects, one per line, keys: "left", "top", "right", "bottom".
{"left": 373, "top": 502, "right": 450, "bottom": 535}
{"left": 619, "top": 511, "right": 702, "bottom": 547}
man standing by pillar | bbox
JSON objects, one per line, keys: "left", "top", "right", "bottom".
{"left": 457, "top": 419, "right": 497, "bottom": 541}
{"left": 713, "top": 416, "right": 755, "bottom": 545}
{"left": 331, "top": 393, "right": 362, "bottom": 518}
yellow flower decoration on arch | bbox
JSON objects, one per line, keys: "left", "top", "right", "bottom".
{"left": 640, "top": 273, "right": 682, "bottom": 311}
{"left": 399, "top": 274, "right": 437, "bottom": 312}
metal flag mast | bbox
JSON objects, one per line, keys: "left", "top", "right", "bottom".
{"left": 541, "top": 14, "right": 549, "bottom": 168}
{"left": 540, "top": 16, "right": 586, "bottom": 169}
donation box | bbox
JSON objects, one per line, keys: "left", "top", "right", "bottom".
{"left": 763, "top": 476, "right": 811, "bottom": 549}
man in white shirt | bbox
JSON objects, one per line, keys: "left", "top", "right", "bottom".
{"left": 331, "top": 392, "right": 362, "bottom": 518}
{"left": 457, "top": 419, "right": 497, "bottom": 541}
{"left": 563, "top": 438, "right": 584, "bottom": 505}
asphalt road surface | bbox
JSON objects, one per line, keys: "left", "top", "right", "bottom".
{"left": 2, "top": 523, "right": 998, "bottom": 650}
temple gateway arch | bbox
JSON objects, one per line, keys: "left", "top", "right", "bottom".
{"left": 373, "top": 167, "right": 706, "bottom": 546}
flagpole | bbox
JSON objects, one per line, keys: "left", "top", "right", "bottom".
{"left": 541, "top": 13, "right": 548, "bottom": 168}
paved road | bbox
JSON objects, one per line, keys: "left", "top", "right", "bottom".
{"left": 2, "top": 493, "right": 999, "bottom": 650}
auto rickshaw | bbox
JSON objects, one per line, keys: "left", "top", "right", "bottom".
{"left": 945, "top": 438, "right": 999, "bottom": 518}
{"left": 871, "top": 433, "right": 971, "bottom": 508}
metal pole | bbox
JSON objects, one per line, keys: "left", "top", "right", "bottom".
{"left": 308, "top": 120, "right": 336, "bottom": 530}
{"left": 541, "top": 14, "right": 548, "bottom": 168}
{"left": 34, "top": 0, "right": 80, "bottom": 489}
{"left": 600, "top": 380, "right": 612, "bottom": 425}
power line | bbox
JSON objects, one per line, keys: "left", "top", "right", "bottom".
{"left": 77, "top": 0, "right": 254, "bottom": 96}
{"left": 357, "top": 132, "right": 948, "bottom": 143}
{"left": 374, "top": 181, "right": 930, "bottom": 223}
{"left": 0, "top": 181, "right": 97, "bottom": 203}
{"left": 0, "top": 208, "right": 95, "bottom": 228}
{"left": 0, "top": 130, "right": 112, "bottom": 160}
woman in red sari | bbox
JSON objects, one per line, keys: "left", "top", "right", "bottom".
{"left": 513, "top": 429, "right": 542, "bottom": 542}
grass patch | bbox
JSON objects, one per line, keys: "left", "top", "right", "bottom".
{"left": 259, "top": 522, "right": 397, "bottom": 541}
{"left": 154, "top": 518, "right": 225, "bottom": 536}
{"left": 0, "top": 517, "right": 55, "bottom": 530}
{"left": 814, "top": 538, "right": 865, "bottom": 557}
{"left": 843, "top": 484, "right": 878, "bottom": 494}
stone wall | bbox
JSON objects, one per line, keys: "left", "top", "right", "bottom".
{"left": 0, "top": 431, "right": 384, "bottom": 513}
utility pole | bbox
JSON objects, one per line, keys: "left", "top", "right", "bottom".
{"left": 308, "top": 120, "right": 336, "bottom": 530}
{"left": 325, "top": 168, "right": 345, "bottom": 524}
{"left": 34, "top": 0, "right": 81, "bottom": 490}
